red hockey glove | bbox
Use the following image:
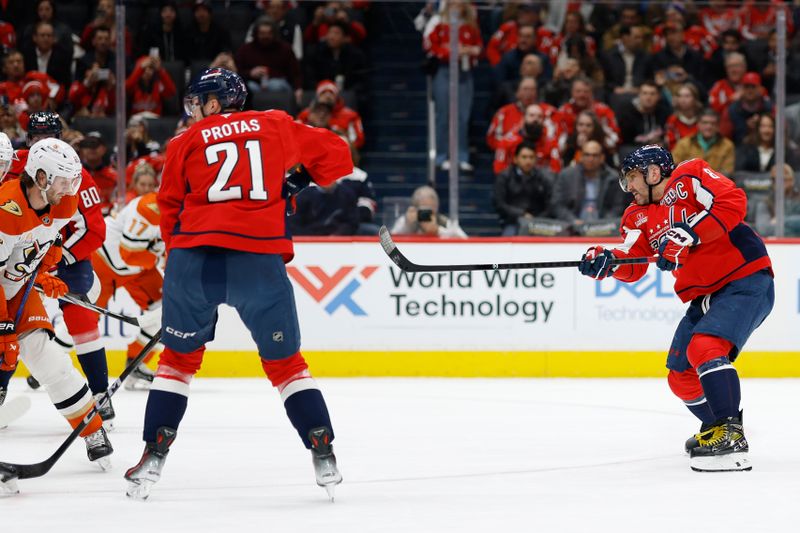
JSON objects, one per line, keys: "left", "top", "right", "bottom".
{"left": 579, "top": 246, "right": 617, "bottom": 280}
{"left": 36, "top": 272, "right": 69, "bottom": 299}
{"left": 0, "top": 320, "right": 19, "bottom": 371}
{"left": 657, "top": 223, "right": 699, "bottom": 271}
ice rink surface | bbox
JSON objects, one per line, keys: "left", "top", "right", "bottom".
{"left": 2, "top": 377, "right": 798, "bottom": 533}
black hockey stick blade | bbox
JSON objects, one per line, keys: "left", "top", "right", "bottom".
{"left": 378, "top": 225, "right": 655, "bottom": 272}
{"left": 0, "top": 330, "right": 162, "bottom": 483}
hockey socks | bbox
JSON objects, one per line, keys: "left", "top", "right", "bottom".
{"left": 685, "top": 397, "right": 716, "bottom": 425}
{"left": 698, "top": 357, "right": 741, "bottom": 420}
{"left": 143, "top": 366, "right": 191, "bottom": 442}
{"left": 0, "top": 369, "right": 12, "bottom": 389}
{"left": 283, "top": 388, "right": 334, "bottom": 449}
{"left": 77, "top": 348, "right": 109, "bottom": 394}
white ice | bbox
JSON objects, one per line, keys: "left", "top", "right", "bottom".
{"left": 2, "top": 378, "right": 797, "bottom": 532}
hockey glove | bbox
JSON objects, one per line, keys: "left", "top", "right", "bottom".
{"left": 283, "top": 164, "right": 313, "bottom": 216}
{"left": 148, "top": 238, "right": 166, "bottom": 257}
{"left": 0, "top": 320, "right": 19, "bottom": 371}
{"left": 657, "top": 223, "right": 699, "bottom": 271}
{"left": 579, "top": 246, "right": 616, "bottom": 280}
{"left": 36, "top": 272, "right": 69, "bottom": 299}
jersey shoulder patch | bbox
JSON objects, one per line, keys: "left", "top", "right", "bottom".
{"left": 0, "top": 199, "right": 21, "bottom": 216}
{"left": 135, "top": 192, "right": 160, "bottom": 225}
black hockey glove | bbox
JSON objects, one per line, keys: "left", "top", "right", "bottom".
{"left": 283, "top": 164, "right": 313, "bottom": 216}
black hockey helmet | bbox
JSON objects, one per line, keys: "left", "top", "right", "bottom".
{"left": 27, "top": 111, "right": 63, "bottom": 146}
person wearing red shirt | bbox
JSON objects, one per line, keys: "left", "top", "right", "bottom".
{"left": 125, "top": 68, "right": 352, "bottom": 501}
{"left": 739, "top": 1, "right": 794, "bottom": 41}
{"left": 297, "top": 80, "right": 365, "bottom": 149}
{"left": 665, "top": 83, "right": 702, "bottom": 150}
{"left": 708, "top": 52, "right": 747, "bottom": 115}
{"left": 0, "top": 50, "right": 25, "bottom": 103}
{"left": 485, "top": 4, "right": 552, "bottom": 66}
{"left": 125, "top": 55, "right": 177, "bottom": 117}
{"left": 423, "top": 2, "right": 482, "bottom": 171}
{"left": 579, "top": 145, "right": 773, "bottom": 472}
{"left": 558, "top": 76, "right": 620, "bottom": 150}
{"left": 699, "top": 0, "right": 741, "bottom": 37}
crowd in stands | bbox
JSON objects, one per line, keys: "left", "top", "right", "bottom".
{"left": 414, "top": 0, "right": 800, "bottom": 237}
{"left": 0, "top": 1, "right": 798, "bottom": 238}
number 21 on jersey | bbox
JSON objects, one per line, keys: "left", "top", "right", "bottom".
{"left": 205, "top": 141, "right": 268, "bottom": 203}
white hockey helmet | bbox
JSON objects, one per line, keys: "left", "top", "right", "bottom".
{"left": 0, "top": 132, "right": 12, "bottom": 180}
{"left": 25, "top": 138, "right": 82, "bottom": 196}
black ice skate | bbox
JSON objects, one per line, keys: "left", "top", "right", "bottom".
{"left": 123, "top": 362, "right": 155, "bottom": 391}
{"left": 84, "top": 426, "right": 113, "bottom": 471}
{"left": 125, "top": 426, "right": 176, "bottom": 501}
{"left": 689, "top": 416, "right": 751, "bottom": 472}
{"left": 685, "top": 411, "right": 744, "bottom": 454}
{"left": 309, "top": 426, "right": 342, "bottom": 501}
{"left": 26, "top": 375, "right": 40, "bottom": 389}
{"left": 94, "top": 393, "right": 116, "bottom": 431}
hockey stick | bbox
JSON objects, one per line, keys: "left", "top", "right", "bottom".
{"left": 35, "top": 286, "right": 161, "bottom": 333}
{"left": 0, "top": 329, "right": 162, "bottom": 483}
{"left": 378, "top": 226, "right": 656, "bottom": 272}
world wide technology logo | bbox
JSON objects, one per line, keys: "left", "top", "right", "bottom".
{"left": 287, "top": 265, "right": 378, "bottom": 315}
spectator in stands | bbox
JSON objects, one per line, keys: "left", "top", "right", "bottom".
{"left": 739, "top": 1, "right": 792, "bottom": 41}
{"left": 601, "top": 5, "right": 647, "bottom": 52}
{"left": 391, "top": 185, "right": 466, "bottom": 238}
{"left": 300, "top": 101, "right": 332, "bottom": 128}
{"left": 755, "top": 165, "right": 800, "bottom": 237}
{"left": 304, "top": 21, "right": 367, "bottom": 96}
{"left": 698, "top": 0, "right": 740, "bottom": 38}
{"left": 495, "top": 24, "right": 551, "bottom": 87}
{"left": 493, "top": 52, "right": 545, "bottom": 109}
{"left": 561, "top": 110, "right": 610, "bottom": 167}
{"left": 541, "top": 57, "right": 580, "bottom": 107}
{"left": 235, "top": 18, "right": 301, "bottom": 103}
{"left": 81, "top": 0, "right": 132, "bottom": 58}
{"left": 600, "top": 25, "right": 649, "bottom": 96}
{"left": 672, "top": 108, "right": 734, "bottom": 176}
{"left": 209, "top": 52, "right": 237, "bottom": 73}
{"left": 557, "top": 34, "right": 604, "bottom": 87}
{"left": 0, "top": 49, "right": 26, "bottom": 102}
{"left": 22, "top": 21, "right": 71, "bottom": 92}
{"left": 125, "top": 115, "right": 160, "bottom": 162}
{"left": 551, "top": 139, "right": 627, "bottom": 234}
{"left": 558, "top": 77, "right": 620, "bottom": 151}
{"left": 21, "top": 1, "right": 73, "bottom": 59}
{"left": 424, "top": 1, "right": 482, "bottom": 172}
{"left": 305, "top": 2, "right": 367, "bottom": 46}
{"left": 493, "top": 141, "right": 553, "bottom": 236}
{"left": 708, "top": 29, "right": 744, "bottom": 87}
{"left": 618, "top": 80, "right": 670, "bottom": 147}
{"left": 125, "top": 54, "right": 177, "bottom": 118}
{"left": 491, "top": 103, "right": 561, "bottom": 176}
{"left": 137, "top": 0, "right": 188, "bottom": 64}
{"left": 250, "top": 0, "right": 305, "bottom": 49}
{"left": 297, "top": 80, "right": 364, "bottom": 149}
{"left": 487, "top": 78, "right": 559, "bottom": 173}
{"left": 78, "top": 131, "right": 119, "bottom": 215}
{"left": 665, "top": 83, "right": 702, "bottom": 149}
{"left": 549, "top": 12, "right": 597, "bottom": 70}
{"left": 721, "top": 72, "right": 772, "bottom": 144}
{"left": 708, "top": 52, "right": 747, "bottom": 115}
{"left": 735, "top": 113, "right": 798, "bottom": 173}
{"left": 0, "top": 14, "right": 15, "bottom": 53}
{"left": 75, "top": 26, "right": 113, "bottom": 83}
{"left": 749, "top": 29, "right": 800, "bottom": 95}
{"left": 650, "top": 4, "right": 715, "bottom": 63}
{"left": 486, "top": 4, "right": 548, "bottom": 66}
{"left": 648, "top": 22, "right": 705, "bottom": 88}
{"left": 17, "top": 79, "right": 51, "bottom": 129}
{"left": 0, "top": 97, "right": 23, "bottom": 147}
{"left": 186, "top": 0, "right": 232, "bottom": 65}
{"left": 125, "top": 162, "right": 159, "bottom": 204}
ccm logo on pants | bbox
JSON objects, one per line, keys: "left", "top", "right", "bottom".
{"left": 166, "top": 326, "right": 197, "bottom": 339}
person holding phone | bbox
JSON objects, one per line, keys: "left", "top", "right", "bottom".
{"left": 390, "top": 185, "right": 467, "bottom": 238}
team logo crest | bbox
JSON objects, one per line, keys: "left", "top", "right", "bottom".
{"left": 0, "top": 200, "right": 21, "bottom": 216}
{"left": 146, "top": 202, "right": 160, "bottom": 215}
{"left": 41, "top": 215, "right": 51, "bottom": 225}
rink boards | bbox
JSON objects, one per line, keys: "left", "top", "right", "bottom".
{"left": 21, "top": 239, "right": 800, "bottom": 378}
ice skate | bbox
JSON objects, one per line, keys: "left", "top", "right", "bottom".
{"left": 0, "top": 466, "right": 19, "bottom": 496}
{"left": 309, "top": 427, "right": 342, "bottom": 501}
{"left": 84, "top": 426, "right": 113, "bottom": 471}
{"left": 26, "top": 375, "right": 40, "bottom": 390}
{"left": 93, "top": 393, "right": 116, "bottom": 431}
{"left": 685, "top": 411, "right": 744, "bottom": 454}
{"left": 125, "top": 426, "right": 176, "bottom": 501}
{"left": 690, "top": 416, "right": 751, "bottom": 472}
{"left": 123, "top": 362, "right": 155, "bottom": 391}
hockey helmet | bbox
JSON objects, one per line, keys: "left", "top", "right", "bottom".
{"left": 184, "top": 67, "right": 247, "bottom": 115}
{"left": 0, "top": 132, "right": 12, "bottom": 179}
{"left": 25, "top": 138, "right": 82, "bottom": 196}
{"left": 26, "top": 111, "right": 63, "bottom": 146}
{"left": 619, "top": 144, "right": 675, "bottom": 192}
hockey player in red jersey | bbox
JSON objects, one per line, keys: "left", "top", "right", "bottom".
{"left": 578, "top": 145, "right": 774, "bottom": 472}
{"left": 0, "top": 112, "right": 118, "bottom": 429}
{"left": 125, "top": 68, "right": 352, "bottom": 500}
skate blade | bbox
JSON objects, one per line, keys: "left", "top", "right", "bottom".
{"left": 690, "top": 452, "right": 751, "bottom": 472}
{"left": 92, "top": 456, "right": 112, "bottom": 472}
{"left": 126, "top": 479, "right": 154, "bottom": 501}
{"left": 0, "top": 478, "right": 19, "bottom": 496}
{"left": 324, "top": 483, "right": 337, "bottom": 502}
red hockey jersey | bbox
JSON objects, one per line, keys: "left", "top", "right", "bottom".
{"left": 6, "top": 149, "right": 106, "bottom": 264}
{"left": 610, "top": 158, "right": 772, "bottom": 302}
{"left": 158, "top": 110, "right": 353, "bottom": 260}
